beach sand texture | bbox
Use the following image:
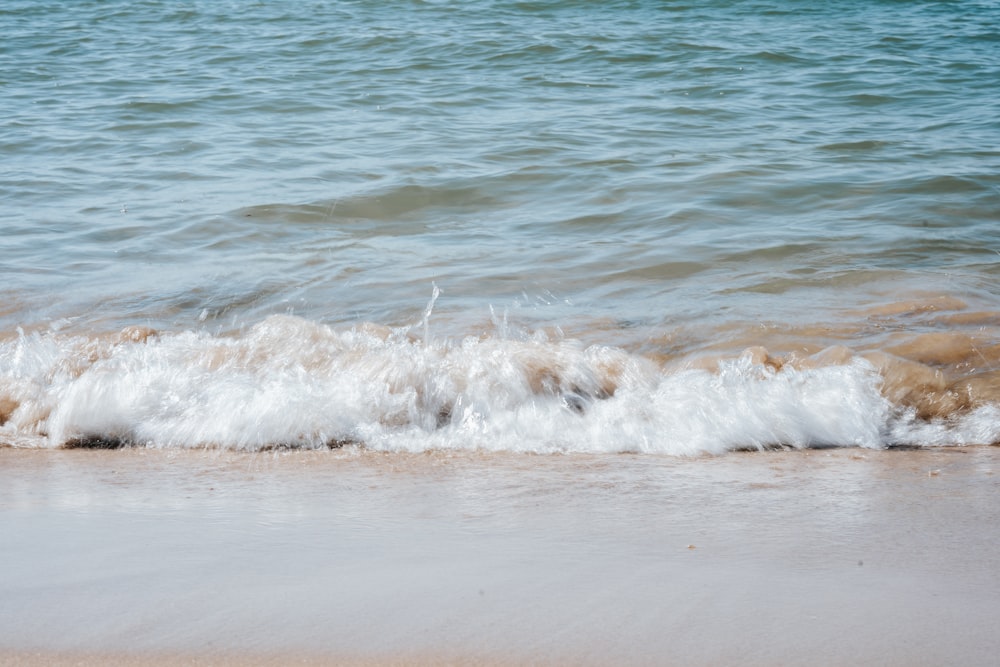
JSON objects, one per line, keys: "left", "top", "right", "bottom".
{"left": 2, "top": 446, "right": 998, "bottom": 665}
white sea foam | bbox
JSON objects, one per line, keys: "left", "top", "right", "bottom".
{"left": 0, "top": 315, "right": 995, "bottom": 454}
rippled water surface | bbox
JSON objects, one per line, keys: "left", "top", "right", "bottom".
{"left": 2, "top": 0, "right": 1000, "bottom": 452}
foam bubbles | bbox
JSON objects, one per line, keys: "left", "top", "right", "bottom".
{"left": 0, "top": 316, "right": 996, "bottom": 454}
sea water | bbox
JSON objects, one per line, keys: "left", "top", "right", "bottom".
{"left": 2, "top": 0, "right": 1000, "bottom": 452}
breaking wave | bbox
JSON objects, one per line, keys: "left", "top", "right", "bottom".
{"left": 2, "top": 311, "right": 998, "bottom": 455}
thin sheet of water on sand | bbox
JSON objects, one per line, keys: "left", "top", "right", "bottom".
{"left": 1, "top": 446, "right": 998, "bottom": 666}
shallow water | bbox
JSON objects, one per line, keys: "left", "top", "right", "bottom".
{"left": 2, "top": 0, "right": 999, "bottom": 452}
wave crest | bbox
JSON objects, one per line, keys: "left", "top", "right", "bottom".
{"left": 1, "top": 314, "right": 998, "bottom": 454}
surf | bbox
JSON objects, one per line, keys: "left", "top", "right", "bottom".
{"left": 2, "top": 307, "right": 998, "bottom": 454}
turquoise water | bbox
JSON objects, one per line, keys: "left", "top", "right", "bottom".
{"left": 2, "top": 1, "right": 1000, "bottom": 452}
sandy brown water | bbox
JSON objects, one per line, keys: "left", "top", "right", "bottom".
{"left": 2, "top": 445, "right": 998, "bottom": 665}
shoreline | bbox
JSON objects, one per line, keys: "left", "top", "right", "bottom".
{"left": 2, "top": 446, "right": 998, "bottom": 665}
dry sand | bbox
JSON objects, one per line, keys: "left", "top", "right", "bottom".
{"left": 1, "top": 445, "right": 998, "bottom": 665}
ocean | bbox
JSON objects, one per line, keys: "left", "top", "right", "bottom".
{"left": 3, "top": 0, "right": 1000, "bottom": 454}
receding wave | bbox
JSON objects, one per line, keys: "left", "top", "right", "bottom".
{"left": 2, "top": 308, "right": 998, "bottom": 454}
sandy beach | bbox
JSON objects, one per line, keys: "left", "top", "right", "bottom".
{"left": 1, "top": 445, "right": 998, "bottom": 665}
{"left": 5, "top": 0, "right": 1000, "bottom": 663}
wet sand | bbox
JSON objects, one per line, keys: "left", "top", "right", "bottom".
{"left": 2, "top": 445, "right": 999, "bottom": 665}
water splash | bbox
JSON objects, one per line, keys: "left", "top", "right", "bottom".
{"left": 2, "top": 313, "right": 997, "bottom": 453}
